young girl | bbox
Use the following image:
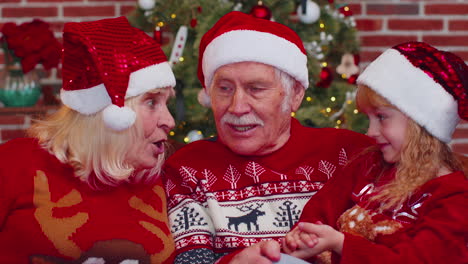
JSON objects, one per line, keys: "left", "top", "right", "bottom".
{"left": 282, "top": 42, "right": 468, "bottom": 264}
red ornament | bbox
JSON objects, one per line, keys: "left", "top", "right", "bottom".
{"left": 190, "top": 18, "right": 198, "bottom": 28}
{"left": 250, "top": 2, "right": 272, "bottom": 20}
{"left": 317, "top": 66, "right": 333, "bottom": 88}
{"left": 197, "top": 6, "right": 202, "bottom": 13}
{"left": 153, "top": 26, "right": 162, "bottom": 44}
{"left": 348, "top": 74, "right": 358, "bottom": 85}
{"left": 289, "top": 10, "right": 299, "bottom": 23}
{"left": 339, "top": 6, "right": 353, "bottom": 17}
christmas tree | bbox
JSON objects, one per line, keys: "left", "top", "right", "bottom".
{"left": 128, "top": 0, "right": 368, "bottom": 143}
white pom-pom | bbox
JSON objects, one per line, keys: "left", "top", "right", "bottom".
{"left": 197, "top": 89, "right": 211, "bottom": 108}
{"left": 138, "top": 0, "right": 155, "bottom": 10}
{"left": 103, "top": 104, "right": 136, "bottom": 131}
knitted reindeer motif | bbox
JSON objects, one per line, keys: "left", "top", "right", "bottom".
{"left": 337, "top": 205, "right": 403, "bottom": 241}
{"left": 316, "top": 205, "right": 403, "bottom": 264}
{"left": 33, "top": 170, "right": 89, "bottom": 259}
{"left": 33, "top": 170, "right": 174, "bottom": 264}
{"left": 129, "top": 184, "right": 175, "bottom": 263}
{"left": 227, "top": 203, "right": 266, "bottom": 232}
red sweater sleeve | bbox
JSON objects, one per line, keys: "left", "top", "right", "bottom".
{"left": 298, "top": 152, "right": 377, "bottom": 227}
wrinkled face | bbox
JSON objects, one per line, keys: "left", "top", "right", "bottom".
{"left": 363, "top": 105, "right": 409, "bottom": 164}
{"left": 209, "top": 62, "right": 303, "bottom": 156}
{"left": 126, "top": 87, "right": 175, "bottom": 169}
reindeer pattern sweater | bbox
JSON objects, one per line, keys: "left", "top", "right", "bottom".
{"left": 0, "top": 138, "right": 175, "bottom": 264}
{"left": 298, "top": 152, "right": 468, "bottom": 264}
{"left": 163, "top": 118, "right": 373, "bottom": 264}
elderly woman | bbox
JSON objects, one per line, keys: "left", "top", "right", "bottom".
{"left": 0, "top": 17, "right": 176, "bottom": 263}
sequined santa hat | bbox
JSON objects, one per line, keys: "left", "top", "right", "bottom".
{"left": 357, "top": 41, "right": 468, "bottom": 143}
{"left": 60, "top": 16, "right": 175, "bottom": 131}
{"left": 196, "top": 11, "right": 308, "bottom": 106}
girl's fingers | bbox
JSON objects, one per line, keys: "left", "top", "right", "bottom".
{"left": 300, "top": 232, "right": 318, "bottom": 248}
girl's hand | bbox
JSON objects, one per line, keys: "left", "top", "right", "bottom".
{"left": 283, "top": 225, "right": 319, "bottom": 255}
{"left": 290, "top": 222, "right": 344, "bottom": 258}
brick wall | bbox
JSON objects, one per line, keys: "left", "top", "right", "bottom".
{"left": 0, "top": 0, "right": 467, "bottom": 152}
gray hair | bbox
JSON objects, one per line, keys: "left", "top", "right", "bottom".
{"left": 275, "top": 68, "right": 297, "bottom": 112}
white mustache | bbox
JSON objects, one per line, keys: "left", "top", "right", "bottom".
{"left": 221, "top": 113, "right": 264, "bottom": 126}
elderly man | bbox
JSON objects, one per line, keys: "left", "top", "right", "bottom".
{"left": 164, "top": 11, "right": 373, "bottom": 264}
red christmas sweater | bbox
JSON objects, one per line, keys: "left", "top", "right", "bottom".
{"left": 0, "top": 138, "right": 175, "bottom": 264}
{"left": 299, "top": 152, "right": 468, "bottom": 264}
{"left": 163, "top": 118, "right": 373, "bottom": 264}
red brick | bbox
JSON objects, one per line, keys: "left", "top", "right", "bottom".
{"left": 449, "top": 50, "right": 468, "bottom": 61}
{"left": 356, "top": 19, "right": 383, "bottom": 31}
{"left": 360, "top": 35, "right": 418, "bottom": 47}
{"left": 425, "top": 4, "right": 468, "bottom": 15}
{"left": 367, "top": 4, "right": 419, "bottom": 15}
{"left": 452, "top": 128, "right": 468, "bottom": 139}
{"left": 90, "top": 0, "right": 131, "bottom": 2}
{"left": 2, "top": 7, "right": 58, "bottom": 18}
{"left": 449, "top": 20, "right": 468, "bottom": 31}
{"left": 423, "top": 35, "right": 468, "bottom": 47}
{"left": 63, "top": 6, "right": 115, "bottom": 17}
{"left": 120, "top": 5, "right": 136, "bottom": 16}
{"left": 388, "top": 19, "right": 443, "bottom": 31}
{"left": 0, "top": 115, "right": 25, "bottom": 125}
{"left": 347, "top": 4, "right": 362, "bottom": 16}
{"left": 451, "top": 143, "right": 468, "bottom": 156}
{"left": 28, "top": 0, "right": 81, "bottom": 2}
{"left": 1, "top": 129, "right": 27, "bottom": 141}
{"left": 359, "top": 50, "right": 384, "bottom": 64}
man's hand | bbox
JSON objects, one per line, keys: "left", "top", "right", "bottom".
{"left": 230, "top": 240, "right": 281, "bottom": 264}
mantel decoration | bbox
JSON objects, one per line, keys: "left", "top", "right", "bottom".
{"left": 0, "top": 19, "right": 62, "bottom": 107}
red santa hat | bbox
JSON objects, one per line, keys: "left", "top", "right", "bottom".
{"left": 198, "top": 11, "right": 309, "bottom": 91}
{"left": 357, "top": 41, "right": 468, "bottom": 143}
{"left": 60, "top": 16, "right": 175, "bottom": 131}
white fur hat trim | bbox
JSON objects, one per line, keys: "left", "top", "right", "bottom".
{"left": 202, "top": 30, "right": 308, "bottom": 89}
{"left": 357, "top": 49, "right": 459, "bottom": 143}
